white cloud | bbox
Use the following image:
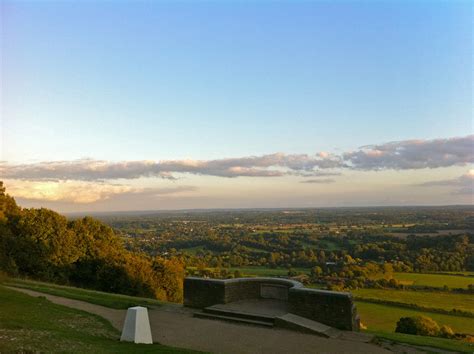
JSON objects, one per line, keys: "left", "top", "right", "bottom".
{"left": 1, "top": 135, "right": 472, "bottom": 184}
{"left": 6, "top": 180, "right": 198, "bottom": 203}
{"left": 0, "top": 153, "right": 342, "bottom": 181}
{"left": 344, "top": 135, "right": 473, "bottom": 170}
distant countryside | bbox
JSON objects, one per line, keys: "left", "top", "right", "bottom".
{"left": 102, "top": 207, "right": 474, "bottom": 334}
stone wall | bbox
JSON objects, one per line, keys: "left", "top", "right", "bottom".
{"left": 288, "top": 287, "right": 359, "bottom": 331}
{"left": 184, "top": 277, "right": 360, "bottom": 331}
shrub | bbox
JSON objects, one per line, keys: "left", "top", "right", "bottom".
{"left": 439, "top": 325, "right": 455, "bottom": 338}
{"left": 395, "top": 316, "right": 440, "bottom": 336}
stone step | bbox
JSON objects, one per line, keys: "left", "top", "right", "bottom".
{"left": 203, "top": 306, "right": 275, "bottom": 324}
{"left": 194, "top": 311, "right": 274, "bottom": 327}
{"left": 275, "top": 313, "right": 342, "bottom": 338}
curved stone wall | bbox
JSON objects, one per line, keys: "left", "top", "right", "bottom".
{"left": 184, "top": 276, "right": 360, "bottom": 331}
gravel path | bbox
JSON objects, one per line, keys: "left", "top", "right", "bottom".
{"left": 9, "top": 287, "right": 394, "bottom": 354}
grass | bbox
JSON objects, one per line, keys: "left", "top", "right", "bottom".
{"left": 187, "top": 265, "right": 310, "bottom": 277}
{"left": 0, "top": 286, "right": 198, "bottom": 353}
{"left": 229, "top": 266, "right": 310, "bottom": 277}
{"left": 353, "top": 288, "right": 474, "bottom": 314}
{"left": 393, "top": 272, "right": 474, "bottom": 289}
{"left": 180, "top": 246, "right": 207, "bottom": 255}
{"left": 371, "top": 331, "right": 474, "bottom": 353}
{"left": 356, "top": 301, "right": 474, "bottom": 334}
{"left": 6, "top": 278, "right": 165, "bottom": 309}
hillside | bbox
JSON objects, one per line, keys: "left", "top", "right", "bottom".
{"left": 0, "top": 285, "right": 196, "bottom": 353}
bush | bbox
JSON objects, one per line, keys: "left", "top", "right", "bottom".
{"left": 395, "top": 316, "right": 440, "bottom": 336}
{"left": 439, "top": 325, "right": 455, "bottom": 339}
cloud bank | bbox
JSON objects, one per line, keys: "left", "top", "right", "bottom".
{"left": 344, "top": 135, "right": 473, "bottom": 170}
{"left": 418, "top": 170, "right": 474, "bottom": 195}
{"left": 2, "top": 135, "right": 472, "bottom": 182}
{"left": 7, "top": 180, "right": 198, "bottom": 203}
{"left": 1, "top": 153, "right": 343, "bottom": 181}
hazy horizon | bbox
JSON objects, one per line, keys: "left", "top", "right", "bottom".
{"left": 2, "top": 0, "right": 473, "bottom": 212}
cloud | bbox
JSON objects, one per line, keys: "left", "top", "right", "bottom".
{"left": 1, "top": 135, "right": 472, "bottom": 183}
{"left": 344, "top": 135, "right": 473, "bottom": 170}
{"left": 0, "top": 153, "right": 343, "bottom": 181}
{"left": 417, "top": 170, "right": 474, "bottom": 195}
{"left": 300, "top": 178, "right": 336, "bottom": 184}
{"left": 6, "top": 180, "right": 198, "bottom": 203}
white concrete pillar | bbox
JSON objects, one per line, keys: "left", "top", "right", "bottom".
{"left": 120, "top": 306, "right": 153, "bottom": 344}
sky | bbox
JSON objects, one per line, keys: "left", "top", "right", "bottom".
{"left": 1, "top": 0, "right": 473, "bottom": 212}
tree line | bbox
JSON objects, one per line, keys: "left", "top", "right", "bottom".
{"left": 0, "top": 182, "right": 184, "bottom": 302}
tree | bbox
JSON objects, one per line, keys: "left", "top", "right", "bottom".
{"left": 310, "top": 266, "right": 323, "bottom": 277}
{"left": 13, "top": 208, "right": 81, "bottom": 279}
{"left": 395, "top": 316, "right": 440, "bottom": 337}
{"left": 439, "top": 325, "right": 455, "bottom": 339}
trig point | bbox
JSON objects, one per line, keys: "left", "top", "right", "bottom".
{"left": 120, "top": 306, "right": 153, "bottom": 344}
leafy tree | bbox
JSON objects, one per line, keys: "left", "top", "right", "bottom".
{"left": 395, "top": 316, "right": 440, "bottom": 337}
{"left": 439, "top": 325, "right": 455, "bottom": 339}
{"left": 13, "top": 208, "right": 81, "bottom": 279}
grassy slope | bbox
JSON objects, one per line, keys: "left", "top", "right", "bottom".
{"left": 0, "top": 286, "right": 198, "bottom": 353}
{"left": 353, "top": 288, "right": 474, "bottom": 313}
{"left": 371, "top": 331, "right": 474, "bottom": 353}
{"left": 356, "top": 301, "right": 474, "bottom": 334}
{"left": 7, "top": 279, "right": 165, "bottom": 309}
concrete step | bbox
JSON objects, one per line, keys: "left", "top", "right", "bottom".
{"left": 275, "top": 313, "right": 342, "bottom": 338}
{"left": 194, "top": 311, "right": 274, "bottom": 327}
{"left": 203, "top": 306, "right": 275, "bottom": 324}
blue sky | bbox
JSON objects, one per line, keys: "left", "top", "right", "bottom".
{"left": 1, "top": 0, "right": 473, "bottom": 211}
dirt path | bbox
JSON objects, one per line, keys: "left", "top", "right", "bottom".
{"left": 9, "top": 287, "right": 395, "bottom": 354}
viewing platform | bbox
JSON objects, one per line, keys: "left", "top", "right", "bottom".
{"left": 184, "top": 277, "right": 366, "bottom": 339}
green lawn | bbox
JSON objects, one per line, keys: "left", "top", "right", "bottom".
{"left": 353, "top": 288, "right": 474, "bottom": 314}
{"left": 6, "top": 279, "right": 165, "bottom": 309}
{"left": 393, "top": 272, "right": 474, "bottom": 289}
{"left": 356, "top": 301, "right": 474, "bottom": 334}
{"left": 0, "top": 286, "right": 198, "bottom": 353}
{"left": 371, "top": 331, "right": 474, "bottom": 353}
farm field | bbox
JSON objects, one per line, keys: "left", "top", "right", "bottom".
{"left": 187, "top": 266, "right": 310, "bottom": 277}
{"left": 230, "top": 266, "right": 310, "bottom": 277}
{"left": 353, "top": 288, "right": 474, "bottom": 313}
{"left": 393, "top": 272, "right": 474, "bottom": 289}
{"left": 356, "top": 301, "right": 474, "bottom": 334}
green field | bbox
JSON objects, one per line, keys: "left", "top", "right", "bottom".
{"left": 7, "top": 279, "right": 165, "bottom": 309}
{"left": 187, "top": 266, "right": 310, "bottom": 277}
{"left": 230, "top": 266, "right": 310, "bottom": 277}
{"left": 371, "top": 331, "right": 474, "bottom": 353}
{"left": 353, "top": 288, "right": 474, "bottom": 314}
{"left": 356, "top": 301, "right": 474, "bottom": 334}
{"left": 393, "top": 272, "right": 474, "bottom": 289}
{"left": 0, "top": 286, "right": 196, "bottom": 353}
